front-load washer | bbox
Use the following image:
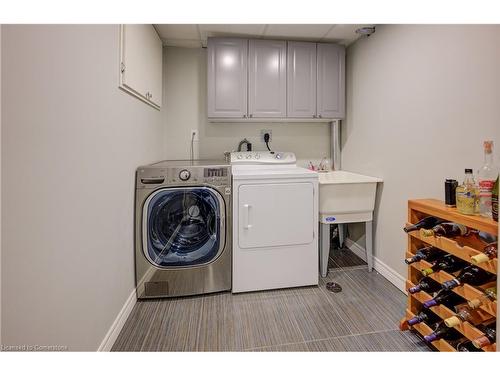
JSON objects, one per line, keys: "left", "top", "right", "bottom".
{"left": 135, "top": 160, "right": 232, "bottom": 299}
{"left": 231, "top": 151, "right": 319, "bottom": 293}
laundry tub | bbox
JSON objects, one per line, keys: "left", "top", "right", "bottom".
{"left": 318, "top": 170, "right": 383, "bottom": 276}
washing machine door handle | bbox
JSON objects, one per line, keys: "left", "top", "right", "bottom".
{"left": 243, "top": 204, "right": 252, "bottom": 229}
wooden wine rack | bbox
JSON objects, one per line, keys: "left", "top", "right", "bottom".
{"left": 400, "top": 199, "right": 498, "bottom": 352}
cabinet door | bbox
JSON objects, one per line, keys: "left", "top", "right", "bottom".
{"left": 146, "top": 27, "right": 163, "bottom": 108}
{"left": 120, "top": 25, "right": 162, "bottom": 109}
{"left": 287, "top": 41, "right": 317, "bottom": 118}
{"left": 207, "top": 38, "right": 248, "bottom": 118}
{"left": 248, "top": 40, "right": 286, "bottom": 118}
{"left": 317, "top": 43, "right": 345, "bottom": 119}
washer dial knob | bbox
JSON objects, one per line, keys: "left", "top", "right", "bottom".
{"left": 179, "top": 169, "right": 191, "bottom": 181}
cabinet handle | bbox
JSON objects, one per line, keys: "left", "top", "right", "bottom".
{"left": 243, "top": 114, "right": 247, "bottom": 118}
{"left": 243, "top": 204, "right": 252, "bottom": 229}
{"left": 249, "top": 114, "right": 253, "bottom": 118}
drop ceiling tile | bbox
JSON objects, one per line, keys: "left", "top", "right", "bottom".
{"left": 155, "top": 24, "right": 200, "bottom": 40}
{"left": 163, "top": 39, "right": 203, "bottom": 48}
{"left": 263, "top": 24, "right": 333, "bottom": 40}
{"left": 322, "top": 24, "right": 374, "bottom": 45}
{"left": 198, "top": 24, "right": 267, "bottom": 38}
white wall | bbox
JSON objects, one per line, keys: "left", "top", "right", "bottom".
{"left": 1, "top": 25, "right": 163, "bottom": 350}
{"left": 162, "top": 46, "right": 331, "bottom": 164}
{"left": 0, "top": 24, "right": 3, "bottom": 347}
{"left": 343, "top": 25, "right": 500, "bottom": 279}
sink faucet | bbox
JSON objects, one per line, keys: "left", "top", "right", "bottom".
{"left": 237, "top": 138, "right": 252, "bottom": 152}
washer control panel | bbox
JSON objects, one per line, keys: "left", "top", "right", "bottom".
{"left": 230, "top": 151, "right": 296, "bottom": 165}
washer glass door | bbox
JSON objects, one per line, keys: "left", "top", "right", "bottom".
{"left": 144, "top": 187, "right": 225, "bottom": 268}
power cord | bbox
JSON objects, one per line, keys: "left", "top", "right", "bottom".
{"left": 264, "top": 133, "right": 271, "bottom": 151}
{"left": 190, "top": 131, "right": 196, "bottom": 162}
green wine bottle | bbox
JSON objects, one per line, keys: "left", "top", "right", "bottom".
{"left": 492, "top": 175, "right": 498, "bottom": 222}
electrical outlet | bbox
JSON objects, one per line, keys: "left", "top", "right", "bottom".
{"left": 190, "top": 129, "right": 199, "bottom": 141}
{"left": 260, "top": 129, "right": 272, "bottom": 143}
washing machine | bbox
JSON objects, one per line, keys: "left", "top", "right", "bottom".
{"left": 135, "top": 160, "right": 232, "bottom": 299}
{"left": 231, "top": 151, "right": 319, "bottom": 293}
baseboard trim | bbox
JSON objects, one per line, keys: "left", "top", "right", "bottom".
{"left": 344, "top": 238, "right": 406, "bottom": 294}
{"left": 97, "top": 288, "right": 137, "bottom": 351}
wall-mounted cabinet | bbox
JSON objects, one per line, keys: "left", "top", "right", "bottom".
{"left": 207, "top": 38, "right": 248, "bottom": 118}
{"left": 248, "top": 39, "right": 287, "bottom": 118}
{"left": 119, "top": 25, "right": 163, "bottom": 110}
{"left": 207, "top": 37, "right": 345, "bottom": 122}
{"left": 287, "top": 41, "right": 317, "bottom": 118}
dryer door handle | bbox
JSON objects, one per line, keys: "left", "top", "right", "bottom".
{"left": 243, "top": 204, "right": 252, "bottom": 229}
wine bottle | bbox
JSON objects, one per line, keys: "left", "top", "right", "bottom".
{"left": 407, "top": 309, "right": 440, "bottom": 327}
{"left": 420, "top": 254, "right": 467, "bottom": 276}
{"left": 456, "top": 340, "right": 482, "bottom": 352}
{"left": 492, "top": 175, "right": 498, "bottom": 222}
{"left": 470, "top": 242, "right": 498, "bottom": 265}
{"left": 405, "top": 246, "right": 444, "bottom": 264}
{"left": 420, "top": 222, "right": 469, "bottom": 238}
{"left": 473, "top": 323, "right": 496, "bottom": 349}
{"left": 408, "top": 277, "right": 442, "bottom": 294}
{"left": 468, "top": 287, "right": 497, "bottom": 309}
{"left": 424, "top": 321, "right": 463, "bottom": 343}
{"left": 423, "top": 289, "right": 465, "bottom": 309}
{"left": 443, "top": 303, "right": 495, "bottom": 328}
{"left": 404, "top": 216, "right": 445, "bottom": 233}
{"left": 441, "top": 265, "right": 494, "bottom": 290}
{"left": 478, "top": 141, "right": 497, "bottom": 218}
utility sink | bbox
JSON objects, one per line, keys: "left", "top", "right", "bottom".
{"left": 318, "top": 170, "right": 383, "bottom": 224}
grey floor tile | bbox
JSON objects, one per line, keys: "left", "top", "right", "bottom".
{"left": 112, "top": 299, "right": 161, "bottom": 351}
{"left": 248, "top": 342, "right": 309, "bottom": 352}
{"left": 307, "top": 330, "right": 430, "bottom": 352}
{"left": 140, "top": 295, "right": 203, "bottom": 351}
{"left": 196, "top": 292, "right": 238, "bottom": 351}
{"left": 329, "top": 247, "right": 367, "bottom": 269}
{"left": 282, "top": 292, "right": 351, "bottom": 341}
{"left": 230, "top": 294, "right": 304, "bottom": 350}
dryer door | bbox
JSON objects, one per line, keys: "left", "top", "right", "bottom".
{"left": 143, "top": 187, "right": 225, "bottom": 268}
{"left": 237, "top": 182, "right": 315, "bottom": 249}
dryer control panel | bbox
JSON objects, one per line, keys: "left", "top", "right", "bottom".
{"left": 230, "top": 151, "right": 296, "bottom": 165}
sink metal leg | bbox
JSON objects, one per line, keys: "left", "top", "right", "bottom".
{"left": 365, "top": 220, "right": 373, "bottom": 272}
{"left": 338, "top": 223, "right": 345, "bottom": 248}
{"left": 320, "top": 223, "right": 330, "bottom": 277}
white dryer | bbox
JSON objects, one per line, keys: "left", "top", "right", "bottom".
{"left": 231, "top": 151, "right": 319, "bottom": 293}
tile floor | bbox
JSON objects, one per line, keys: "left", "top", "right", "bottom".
{"left": 112, "top": 247, "right": 430, "bottom": 352}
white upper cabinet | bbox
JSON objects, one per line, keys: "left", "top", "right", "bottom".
{"left": 207, "top": 37, "right": 345, "bottom": 120}
{"left": 287, "top": 42, "right": 317, "bottom": 118}
{"left": 317, "top": 43, "right": 345, "bottom": 119}
{"left": 207, "top": 38, "right": 248, "bottom": 118}
{"left": 248, "top": 40, "right": 287, "bottom": 118}
{"left": 119, "top": 25, "right": 163, "bottom": 109}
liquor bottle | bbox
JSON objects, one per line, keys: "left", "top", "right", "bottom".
{"left": 423, "top": 289, "right": 466, "bottom": 309}
{"left": 404, "top": 246, "right": 444, "bottom": 264}
{"left": 403, "top": 217, "right": 445, "bottom": 233}
{"left": 473, "top": 323, "right": 497, "bottom": 349}
{"left": 420, "top": 222, "right": 469, "bottom": 238}
{"left": 441, "top": 265, "right": 494, "bottom": 290}
{"left": 468, "top": 287, "right": 497, "bottom": 309}
{"left": 406, "top": 309, "right": 441, "bottom": 327}
{"left": 478, "top": 141, "right": 497, "bottom": 218}
{"left": 493, "top": 175, "right": 499, "bottom": 222}
{"left": 470, "top": 242, "right": 498, "bottom": 265}
{"left": 424, "top": 321, "right": 463, "bottom": 343}
{"left": 456, "top": 169, "right": 479, "bottom": 215}
{"left": 408, "top": 277, "right": 442, "bottom": 294}
{"left": 420, "top": 254, "right": 467, "bottom": 276}
{"left": 456, "top": 340, "right": 482, "bottom": 352}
